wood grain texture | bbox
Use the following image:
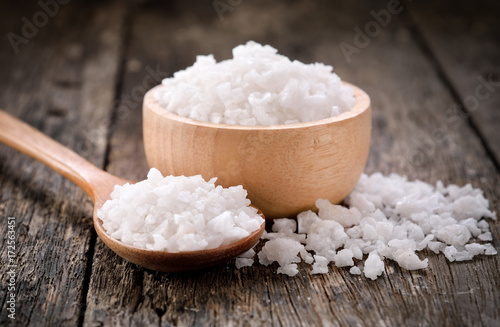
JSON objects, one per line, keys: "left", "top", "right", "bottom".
{"left": 0, "top": 0, "right": 499, "bottom": 326}
{"left": 409, "top": 0, "right": 500, "bottom": 168}
{"left": 0, "top": 110, "right": 125, "bottom": 204}
{"left": 84, "top": 0, "right": 500, "bottom": 326}
{"left": 0, "top": 1, "right": 126, "bottom": 326}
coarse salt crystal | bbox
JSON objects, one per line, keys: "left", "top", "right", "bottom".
{"left": 155, "top": 41, "right": 355, "bottom": 126}
{"left": 249, "top": 172, "right": 496, "bottom": 279}
{"left": 349, "top": 266, "right": 362, "bottom": 275}
{"left": 98, "top": 168, "right": 264, "bottom": 252}
{"left": 235, "top": 258, "right": 254, "bottom": 269}
{"left": 484, "top": 244, "right": 498, "bottom": 255}
{"left": 465, "top": 243, "right": 486, "bottom": 256}
{"left": 478, "top": 232, "right": 493, "bottom": 241}
{"left": 364, "top": 252, "right": 385, "bottom": 280}
{"left": 258, "top": 238, "right": 304, "bottom": 268}
{"left": 334, "top": 249, "right": 355, "bottom": 267}
{"left": 443, "top": 246, "right": 458, "bottom": 262}
{"left": 311, "top": 255, "right": 329, "bottom": 274}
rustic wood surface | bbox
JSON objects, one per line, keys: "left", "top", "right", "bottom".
{"left": 0, "top": 1, "right": 499, "bottom": 326}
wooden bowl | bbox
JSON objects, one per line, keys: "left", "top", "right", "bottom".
{"left": 143, "top": 83, "right": 371, "bottom": 219}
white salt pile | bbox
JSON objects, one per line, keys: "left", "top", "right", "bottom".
{"left": 97, "top": 168, "right": 264, "bottom": 252}
{"left": 155, "top": 41, "right": 355, "bottom": 126}
{"left": 238, "top": 173, "right": 497, "bottom": 279}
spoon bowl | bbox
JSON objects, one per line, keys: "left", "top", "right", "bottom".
{"left": 93, "top": 198, "right": 264, "bottom": 272}
{"left": 0, "top": 110, "right": 265, "bottom": 273}
{"left": 94, "top": 205, "right": 264, "bottom": 272}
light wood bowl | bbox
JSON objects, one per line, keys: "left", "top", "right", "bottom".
{"left": 143, "top": 83, "right": 371, "bottom": 219}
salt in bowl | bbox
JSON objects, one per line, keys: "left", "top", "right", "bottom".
{"left": 142, "top": 82, "right": 371, "bottom": 219}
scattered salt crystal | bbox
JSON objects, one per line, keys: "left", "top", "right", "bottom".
{"left": 452, "top": 195, "right": 496, "bottom": 220}
{"left": 428, "top": 241, "right": 445, "bottom": 254}
{"left": 301, "top": 248, "right": 315, "bottom": 264}
{"left": 460, "top": 218, "right": 482, "bottom": 237}
{"left": 239, "top": 248, "right": 256, "bottom": 258}
{"left": 444, "top": 246, "right": 457, "bottom": 262}
{"left": 235, "top": 258, "right": 254, "bottom": 269}
{"left": 272, "top": 218, "right": 297, "bottom": 234}
{"left": 316, "top": 199, "right": 361, "bottom": 227}
{"left": 305, "top": 220, "right": 347, "bottom": 260}
{"left": 277, "top": 264, "right": 299, "bottom": 276}
{"left": 311, "top": 255, "right": 329, "bottom": 274}
{"left": 455, "top": 251, "right": 474, "bottom": 262}
{"left": 387, "top": 239, "right": 417, "bottom": 251}
{"left": 348, "top": 193, "right": 376, "bottom": 213}
{"left": 252, "top": 172, "right": 497, "bottom": 279}
{"left": 334, "top": 249, "right": 354, "bottom": 267}
{"left": 349, "top": 266, "right": 362, "bottom": 275}
{"left": 484, "top": 244, "right": 498, "bottom": 255}
{"left": 98, "top": 168, "right": 264, "bottom": 252}
{"left": 478, "top": 232, "right": 493, "bottom": 241}
{"left": 155, "top": 41, "right": 355, "bottom": 126}
{"left": 235, "top": 248, "right": 256, "bottom": 268}
{"left": 392, "top": 249, "right": 428, "bottom": 270}
{"left": 258, "top": 238, "right": 303, "bottom": 268}
{"left": 364, "top": 252, "right": 385, "bottom": 280}
{"left": 478, "top": 220, "right": 491, "bottom": 232}
{"left": 263, "top": 225, "right": 306, "bottom": 243}
{"left": 297, "top": 210, "right": 319, "bottom": 234}
{"left": 435, "top": 225, "right": 471, "bottom": 247}
{"left": 417, "top": 234, "right": 435, "bottom": 251}
{"left": 349, "top": 246, "right": 364, "bottom": 261}
{"left": 465, "top": 243, "right": 486, "bottom": 256}
{"left": 360, "top": 220, "right": 379, "bottom": 241}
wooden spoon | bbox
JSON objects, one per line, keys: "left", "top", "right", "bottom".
{"left": 0, "top": 110, "right": 265, "bottom": 272}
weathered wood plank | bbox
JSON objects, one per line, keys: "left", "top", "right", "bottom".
{"left": 409, "top": 0, "right": 500, "bottom": 167}
{"left": 0, "top": 1, "right": 126, "bottom": 326}
{"left": 329, "top": 2, "right": 500, "bottom": 325}
{"left": 1, "top": 0, "right": 498, "bottom": 326}
{"left": 84, "top": 1, "right": 499, "bottom": 327}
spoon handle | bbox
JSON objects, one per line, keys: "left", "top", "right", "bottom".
{"left": 0, "top": 109, "right": 110, "bottom": 202}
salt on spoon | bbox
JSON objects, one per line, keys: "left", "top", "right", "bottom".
{"left": 98, "top": 168, "right": 265, "bottom": 253}
{"left": 0, "top": 110, "right": 265, "bottom": 272}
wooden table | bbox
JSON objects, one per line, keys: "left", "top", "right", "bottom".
{"left": 1, "top": 1, "right": 499, "bottom": 326}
